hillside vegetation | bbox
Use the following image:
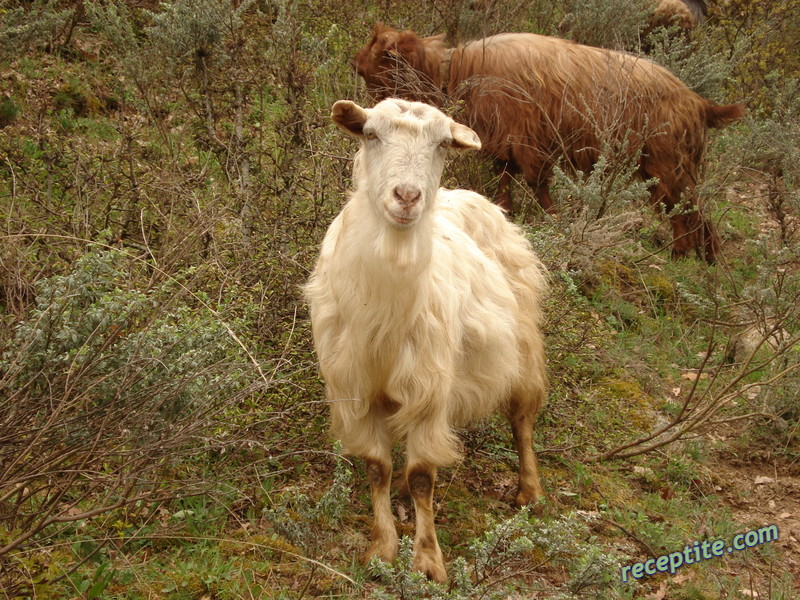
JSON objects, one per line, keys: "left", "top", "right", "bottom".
{"left": 1, "top": 0, "right": 799, "bottom": 598}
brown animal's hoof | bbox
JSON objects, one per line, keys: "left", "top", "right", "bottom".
{"left": 514, "top": 487, "right": 545, "bottom": 512}
{"left": 364, "top": 535, "right": 399, "bottom": 566}
{"left": 414, "top": 549, "right": 447, "bottom": 583}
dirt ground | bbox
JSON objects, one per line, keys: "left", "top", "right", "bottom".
{"left": 713, "top": 456, "right": 800, "bottom": 578}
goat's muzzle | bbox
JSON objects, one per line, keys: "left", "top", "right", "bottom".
{"left": 386, "top": 184, "right": 424, "bottom": 226}
{"left": 393, "top": 185, "right": 422, "bottom": 207}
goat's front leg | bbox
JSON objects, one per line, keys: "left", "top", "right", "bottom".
{"left": 532, "top": 179, "right": 554, "bottom": 213}
{"left": 406, "top": 463, "right": 447, "bottom": 583}
{"left": 364, "top": 455, "right": 398, "bottom": 565}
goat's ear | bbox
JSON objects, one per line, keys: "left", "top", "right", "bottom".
{"left": 449, "top": 122, "right": 481, "bottom": 151}
{"left": 332, "top": 100, "right": 369, "bottom": 137}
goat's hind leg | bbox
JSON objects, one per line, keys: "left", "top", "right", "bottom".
{"left": 507, "top": 394, "right": 545, "bottom": 508}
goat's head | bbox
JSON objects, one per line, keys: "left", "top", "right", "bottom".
{"left": 332, "top": 98, "right": 481, "bottom": 229}
{"left": 353, "top": 23, "right": 447, "bottom": 103}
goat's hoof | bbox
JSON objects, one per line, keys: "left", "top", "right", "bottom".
{"left": 364, "top": 537, "right": 399, "bottom": 566}
{"left": 514, "top": 487, "right": 545, "bottom": 511}
{"left": 414, "top": 551, "right": 447, "bottom": 584}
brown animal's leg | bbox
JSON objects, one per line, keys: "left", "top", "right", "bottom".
{"left": 406, "top": 463, "right": 447, "bottom": 583}
{"left": 364, "top": 456, "right": 398, "bottom": 565}
{"left": 495, "top": 162, "right": 515, "bottom": 215}
{"left": 507, "top": 395, "right": 544, "bottom": 508}
{"left": 683, "top": 194, "right": 720, "bottom": 263}
{"left": 700, "top": 216, "right": 719, "bottom": 264}
{"left": 518, "top": 160, "right": 555, "bottom": 214}
{"left": 511, "top": 145, "right": 555, "bottom": 214}
{"left": 533, "top": 181, "right": 554, "bottom": 213}
{"left": 644, "top": 173, "right": 695, "bottom": 259}
{"left": 644, "top": 161, "right": 716, "bottom": 261}
{"left": 644, "top": 174, "right": 686, "bottom": 259}
{"left": 669, "top": 213, "right": 694, "bottom": 259}
{"left": 677, "top": 210, "right": 718, "bottom": 264}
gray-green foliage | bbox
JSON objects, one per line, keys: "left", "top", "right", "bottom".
{"left": 0, "top": 246, "right": 263, "bottom": 572}
{"left": 369, "top": 537, "right": 455, "bottom": 600}
{"left": 146, "top": 0, "right": 256, "bottom": 67}
{"left": 0, "top": 0, "right": 75, "bottom": 58}
{"left": 264, "top": 446, "right": 353, "bottom": 551}
{"left": 370, "top": 509, "right": 624, "bottom": 599}
{"left": 734, "top": 239, "right": 800, "bottom": 443}
{"left": 560, "top": 0, "right": 652, "bottom": 50}
{"left": 2, "top": 248, "right": 246, "bottom": 419}
{"left": 517, "top": 510, "right": 622, "bottom": 596}
{"left": 739, "top": 242, "right": 800, "bottom": 319}
{"left": 545, "top": 141, "right": 654, "bottom": 273}
{"left": 551, "top": 152, "right": 654, "bottom": 222}
{"left": 645, "top": 27, "right": 736, "bottom": 101}
{"left": 84, "top": 1, "right": 138, "bottom": 52}
{"left": 469, "top": 505, "right": 541, "bottom": 585}
{"left": 736, "top": 78, "right": 800, "bottom": 241}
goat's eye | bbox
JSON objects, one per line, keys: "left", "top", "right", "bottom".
{"left": 439, "top": 139, "right": 452, "bottom": 149}
{"left": 364, "top": 130, "right": 378, "bottom": 140}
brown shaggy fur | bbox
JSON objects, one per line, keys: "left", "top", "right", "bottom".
{"left": 354, "top": 23, "right": 744, "bottom": 262}
{"left": 641, "top": 0, "right": 707, "bottom": 44}
{"left": 650, "top": 0, "right": 698, "bottom": 31}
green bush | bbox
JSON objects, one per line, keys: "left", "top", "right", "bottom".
{"left": 560, "top": 0, "right": 652, "bottom": 50}
{"left": 369, "top": 509, "right": 623, "bottom": 599}
{"left": 0, "top": 247, "right": 263, "bottom": 592}
{"left": 0, "top": 96, "right": 19, "bottom": 127}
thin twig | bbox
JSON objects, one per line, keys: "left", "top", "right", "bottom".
{"left": 598, "top": 518, "right": 658, "bottom": 558}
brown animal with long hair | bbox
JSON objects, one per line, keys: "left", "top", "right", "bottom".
{"left": 354, "top": 23, "right": 744, "bottom": 262}
{"left": 651, "top": 0, "right": 707, "bottom": 31}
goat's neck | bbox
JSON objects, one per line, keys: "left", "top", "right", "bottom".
{"left": 353, "top": 193, "right": 434, "bottom": 282}
{"left": 376, "top": 220, "right": 434, "bottom": 277}
{"left": 438, "top": 48, "right": 455, "bottom": 92}
{"left": 415, "top": 38, "right": 450, "bottom": 91}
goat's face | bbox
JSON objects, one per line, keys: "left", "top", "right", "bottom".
{"left": 353, "top": 23, "right": 445, "bottom": 103}
{"left": 353, "top": 24, "right": 401, "bottom": 100}
{"left": 332, "top": 98, "right": 481, "bottom": 229}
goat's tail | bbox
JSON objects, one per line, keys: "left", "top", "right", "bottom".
{"left": 706, "top": 102, "right": 745, "bottom": 128}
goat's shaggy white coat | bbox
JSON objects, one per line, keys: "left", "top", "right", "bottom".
{"left": 304, "top": 98, "right": 547, "bottom": 582}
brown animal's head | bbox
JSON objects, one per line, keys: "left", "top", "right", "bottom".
{"left": 353, "top": 23, "right": 447, "bottom": 104}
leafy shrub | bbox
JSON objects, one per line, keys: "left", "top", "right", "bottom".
{"left": 711, "top": 0, "right": 800, "bottom": 110}
{"left": 0, "top": 247, "right": 263, "bottom": 593}
{"left": 645, "top": 26, "right": 736, "bottom": 101}
{"left": 0, "top": 0, "right": 75, "bottom": 58}
{"left": 560, "top": 0, "right": 652, "bottom": 50}
{"left": 2, "top": 248, "right": 246, "bottom": 416}
{"left": 264, "top": 446, "right": 353, "bottom": 552}
{"left": 732, "top": 79, "right": 800, "bottom": 243}
{"left": 533, "top": 140, "right": 653, "bottom": 280}
{"left": 370, "top": 509, "right": 623, "bottom": 599}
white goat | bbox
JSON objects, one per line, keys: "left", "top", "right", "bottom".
{"left": 304, "top": 98, "right": 548, "bottom": 582}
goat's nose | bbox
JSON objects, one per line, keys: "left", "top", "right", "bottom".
{"left": 393, "top": 185, "right": 422, "bottom": 206}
